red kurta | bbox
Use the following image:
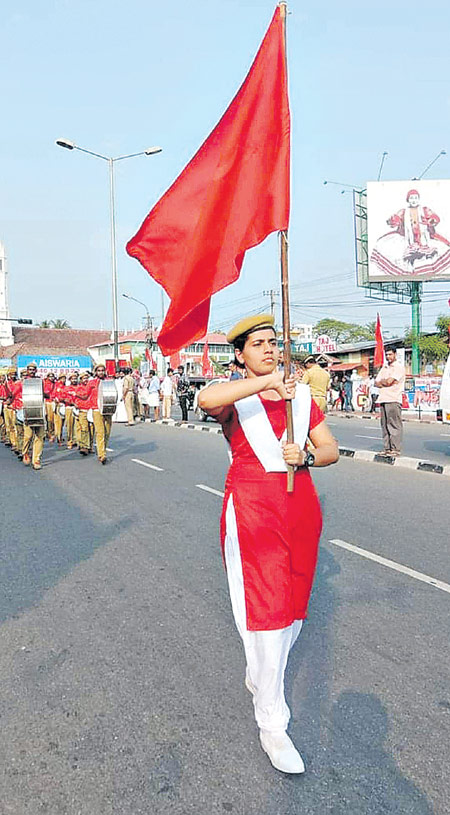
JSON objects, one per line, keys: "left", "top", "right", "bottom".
{"left": 219, "top": 396, "right": 324, "bottom": 631}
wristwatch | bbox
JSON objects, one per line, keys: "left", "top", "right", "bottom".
{"left": 303, "top": 451, "right": 315, "bottom": 468}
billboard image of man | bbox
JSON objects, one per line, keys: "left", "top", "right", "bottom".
{"left": 370, "top": 186, "right": 450, "bottom": 280}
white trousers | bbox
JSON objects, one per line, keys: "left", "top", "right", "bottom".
{"left": 224, "top": 495, "right": 302, "bottom": 732}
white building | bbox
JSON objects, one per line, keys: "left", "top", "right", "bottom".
{"left": 0, "top": 241, "right": 13, "bottom": 347}
{"left": 291, "top": 323, "right": 314, "bottom": 342}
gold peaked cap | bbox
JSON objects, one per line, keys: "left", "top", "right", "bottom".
{"left": 226, "top": 313, "right": 275, "bottom": 344}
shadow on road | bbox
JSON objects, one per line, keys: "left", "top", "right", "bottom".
{"left": 0, "top": 447, "right": 134, "bottom": 623}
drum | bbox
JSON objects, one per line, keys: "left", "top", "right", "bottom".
{"left": 23, "top": 378, "right": 45, "bottom": 427}
{"left": 97, "top": 380, "right": 118, "bottom": 416}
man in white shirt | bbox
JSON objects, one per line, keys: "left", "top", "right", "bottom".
{"left": 160, "top": 368, "right": 174, "bottom": 419}
{"left": 375, "top": 348, "right": 406, "bottom": 456}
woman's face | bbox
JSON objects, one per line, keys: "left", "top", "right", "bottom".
{"left": 235, "top": 328, "right": 279, "bottom": 377}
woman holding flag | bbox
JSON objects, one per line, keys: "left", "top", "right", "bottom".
{"left": 198, "top": 314, "right": 338, "bottom": 774}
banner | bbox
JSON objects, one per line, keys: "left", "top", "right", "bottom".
{"left": 368, "top": 180, "right": 450, "bottom": 282}
{"left": 17, "top": 354, "right": 93, "bottom": 376}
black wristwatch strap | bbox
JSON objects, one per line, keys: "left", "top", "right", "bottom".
{"left": 304, "top": 451, "right": 315, "bottom": 468}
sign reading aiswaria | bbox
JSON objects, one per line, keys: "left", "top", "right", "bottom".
{"left": 17, "top": 354, "right": 92, "bottom": 376}
{"left": 368, "top": 180, "right": 450, "bottom": 282}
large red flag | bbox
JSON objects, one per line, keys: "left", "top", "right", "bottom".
{"left": 374, "top": 313, "right": 384, "bottom": 368}
{"left": 202, "top": 340, "right": 213, "bottom": 378}
{"left": 126, "top": 7, "right": 289, "bottom": 355}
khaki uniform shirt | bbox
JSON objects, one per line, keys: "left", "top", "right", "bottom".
{"left": 302, "top": 364, "right": 330, "bottom": 401}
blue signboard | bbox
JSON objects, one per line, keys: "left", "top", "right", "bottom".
{"left": 294, "top": 342, "right": 314, "bottom": 354}
{"left": 17, "top": 354, "right": 93, "bottom": 371}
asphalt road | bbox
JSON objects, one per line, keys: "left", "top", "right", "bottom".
{"left": 0, "top": 424, "right": 449, "bottom": 814}
{"left": 174, "top": 403, "right": 450, "bottom": 467}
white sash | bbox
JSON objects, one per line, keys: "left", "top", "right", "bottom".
{"left": 234, "top": 384, "right": 312, "bottom": 472}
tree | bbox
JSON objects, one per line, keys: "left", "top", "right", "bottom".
{"left": 38, "top": 320, "right": 52, "bottom": 328}
{"left": 51, "top": 319, "right": 71, "bottom": 329}
{"left": 313, "top": 318, "right": 375, "bottom": 343}
{"left": 404, "top": 314, "right": 450, "bottom": 365}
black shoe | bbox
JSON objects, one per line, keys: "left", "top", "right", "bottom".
{"left": 100, "top": 457, "right": 108, "bottom": 465}
{"left": 79, "top": 448, "right": 88, "bottom": 456}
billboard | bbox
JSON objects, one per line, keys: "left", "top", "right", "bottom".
{"left": 17, "top": 354, "right": 93, "bottom": 376}
{"left": 368, "top": 180, "right": 450, "bottom": 282}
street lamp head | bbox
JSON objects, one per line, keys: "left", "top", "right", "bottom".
{"left": 56, "top": 139, "right": 75, "bottom": 150}
{"left": 144, "top": 146, "right": 162, "bottom": 155}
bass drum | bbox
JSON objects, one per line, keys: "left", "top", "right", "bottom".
{"left": 98, "top": 380, "right": 118, "bottom": 416}
{"left": 23, "top": 378, "right": 45, "bottom": 427}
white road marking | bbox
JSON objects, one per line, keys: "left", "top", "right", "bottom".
{"left": 106, "top": 448, "right": 114, "bottom": 452}
{"left": 132, "top": 458, "right": 164, "bottom": 472}
{"left": 355, "top": 434, "right": 382, "bottom": 439}
{"left": 196, "top": 484, "right": 225, "bottom": 498}
{"left": 330, "top": 539, "right": 450, "bottom": 595}
{"left": 440, "top": 433, "right": 450, "bottom": 437}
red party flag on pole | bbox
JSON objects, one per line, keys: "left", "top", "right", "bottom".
{"left": 126, "top": 6, "right": 290, "bottom": 355}
{"left": 374, "top": 313, "right": 385, "bottom": 368}
{"left": 202, "top": 339, "right": 213, "bottom": 378}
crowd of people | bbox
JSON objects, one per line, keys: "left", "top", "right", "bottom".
{"left": 0, "top": 361, "right": 196, "bottom": 470}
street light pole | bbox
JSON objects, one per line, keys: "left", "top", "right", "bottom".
{"left": 56, "top": 138, "right": 162, "bottom": 366}
{"left": 122, "top": 293, "right": 154, "bottom": 357}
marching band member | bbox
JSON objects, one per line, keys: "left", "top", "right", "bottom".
{"left": 53, "top": 372, "right": 68, "bottom": 446}
{"left": 198, "top": 314, "right": 339, "bottom": 775}
{"left": 43, "top": 372, "right": 56, "bottom": 442}
{"left": 4, "top": 368, "right": 18, "bottom": 449}
{"left": 74, "top": 371, "right": 92, "bottom": 456}
{"left": 21, "top": 362, "right": 45, "bottom": 470}
{"left": 89, "top": 363, "right": 112, "bottom": 465}
{"left": 0, "top": 373, "right": 7, "bottom": 442}
{"left": 64, "top": 372, "right": 79, "bottom": 449}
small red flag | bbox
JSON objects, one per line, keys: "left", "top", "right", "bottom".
{"left": 202, "top": 339, "right": 213, "bottom": 378}
{"left": 126, "top": 7, "right": 289, "bottom": 355}
{"left": 145, "top": 347, "right": 151, "bottom": 362}
{"left": 374, "top": 313, "right": 384, "bottom": 368}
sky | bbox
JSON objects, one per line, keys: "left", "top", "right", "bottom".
{"left": 2, "top": 0, "right": 450, "bottom": 340}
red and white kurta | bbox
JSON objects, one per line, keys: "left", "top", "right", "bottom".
{"left": 219, "top": 385, "right": 324, "bottom": 632}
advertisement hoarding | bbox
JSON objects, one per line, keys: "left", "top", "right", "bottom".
{"left": 368, "top": 180, "right": 450, "bottom": 282}
{"left": 17, "top": 354, "right": 93, "bottom": 377}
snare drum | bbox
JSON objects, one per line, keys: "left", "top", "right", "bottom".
{"left": 23, "top": 378, "right": 45, "bottom": 427}
{"left": 97, "top": 380, "right": 118, "bottom": 416}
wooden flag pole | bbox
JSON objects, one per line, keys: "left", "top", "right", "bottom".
{"left": 278, "top": 1, "right": 295, "bottom": 492}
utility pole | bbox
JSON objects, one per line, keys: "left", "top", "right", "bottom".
{"left": 263, "top": 289, "right": 279, "bottom": 318}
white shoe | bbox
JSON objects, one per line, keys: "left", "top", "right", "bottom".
{"left": 259, "top": 729, "right": 305, "bottom": 774}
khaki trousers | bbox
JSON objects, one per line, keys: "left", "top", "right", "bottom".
{"left": 23, "top": 423, "right": 45, "bottom": 466}
{"left": 45, "top": 402, "right": 55, "bottom": 439}
{"left": 78, "top": 410, "right": 92, "bottom": 452}
{"left": 162, "top": 395, "right": 172, "bottom": 419}
{"left": 54, "top": 409, "right": 64, "bottom": 442}
{"left": 124, "top": 392, "right": 135, "bottom": 424}
{"left": 66, "top": 407, "right": 76, "bottom": 447}
{"left": 4, "top": 406, "right": 16, "bottom": 447}
{"left": 15, "top": 418, "right": 24, "bottom": 453}
{"left": 92, "top": 410, "right": 112, "bottom": 461}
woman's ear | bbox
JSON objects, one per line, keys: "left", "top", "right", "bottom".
{"left": 234, "top": 349, "right": 245, "bottom": 367}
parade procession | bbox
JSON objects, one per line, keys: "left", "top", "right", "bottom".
{"left": 1, "top": 1, "right": 450, "bottom": 814}
{"left": 0, "top": 363, "right": 117, "bottom": 469}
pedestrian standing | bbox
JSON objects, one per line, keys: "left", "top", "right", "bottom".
{"left": 160, "top": 368, "right": 175, "bottom": 419}
{"left": 301, "top": 355, "right": 330, "bottom": 412}
{"left": 375, "top": 348, "right": 406, "bottom": 456}
{"left": 176, "top": 365, "right": 190, "bottom": 422}
{"left": 122, "top": 368, "right": 135, "bottom": 426}
{"left": 343, "top": 373, "right": 354, "bottom": 412}
{"left": 146, "top": 370, "right": 161, "bottom": 421}
{"left": 228, "top": 361, "right": 242, "bottom": 380}
{"left": 369, "top": 376, "right": 379, "bottom": 413}
{"left": 198, "top": 314, "right": 338, "bottom": 774}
